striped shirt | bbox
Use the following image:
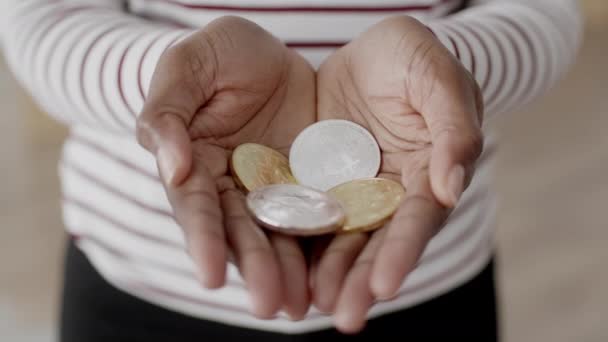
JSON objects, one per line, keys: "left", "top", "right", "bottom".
{"left": 0, "top": 0, "right": 582, "bottom": 333}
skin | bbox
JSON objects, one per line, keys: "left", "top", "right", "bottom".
{"left": 136, "top": 15, "right": 483, "bottom": 333}
{"left": 136, "top": 16, "right": 316, "bottom": 320}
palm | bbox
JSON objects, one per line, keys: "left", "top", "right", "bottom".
{"left": 187, "top": 35, "right": 316, "bottom": 198}
{"left": 317, "top": 46, "right": 432, "bottom": 189}
{"left": 188, "top": 49, "right": 315, "bottom": 156}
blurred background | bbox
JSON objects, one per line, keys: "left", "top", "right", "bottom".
{"left": 1, "top": 1, "right": 607, "bottom": 341}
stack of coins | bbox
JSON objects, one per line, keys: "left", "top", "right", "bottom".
{"left": 230, "top": 119, "right": 406, "bottom": 236}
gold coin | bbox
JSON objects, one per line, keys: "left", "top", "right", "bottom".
{"left": 328, "top": 178, "right": 405, "bottom": 233}
{"left": 230, "top": 143, "right": 297, "bottom": 192}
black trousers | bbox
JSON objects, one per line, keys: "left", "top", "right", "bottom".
{"left": 59, "top": 240, "right": 499, "bottom": 341}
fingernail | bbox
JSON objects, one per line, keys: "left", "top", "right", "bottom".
{"left": 251, "top": 296, "right": 275, "bottom": 320}
{"left": 376, "top": 291, "right": 398, "bottom": 302}
{"left": 189, "top": 248, "right": 211, "bottom": 288}
{"left": 285, "top": 306, "right": 306, "bottom": 322}
{"left": 370, "top": 274, "right": 390, "bottom": 300}
{"left": 314, "top": 295, "right": 333, "bottom": 315}
{"left": 334, "top": 309, "right": 351, "bottom": 329}
{"left": 335, "top": 310, "right": 361, "bottom": 335}
{"left": 372, "top": 283, "right": 396, "bottom": 301}
{"left": 157, "top": 147, "right": 176, "bottom": 185}
{"left": 448, "top": 164, "right": 465, "bottom": 206}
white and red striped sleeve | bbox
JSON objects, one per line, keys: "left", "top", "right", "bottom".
{"left": 427, "top": 0, "right": 583, "bottom": 121}
{"left": 0, "top": 0, "right": 194, "bottom": 134}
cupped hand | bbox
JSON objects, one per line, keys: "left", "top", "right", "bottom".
{"left": 312, "top": 16, "right": 484, "bottom": 333}
{"left": 136, "top": 16, "right": 316, "bottom": 320}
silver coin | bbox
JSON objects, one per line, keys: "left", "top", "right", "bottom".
{"left": 245, "top": 184, "right": 345, "bottom": 236}
{"left": 289, "top": 119, "right": 381, "bottom": 191}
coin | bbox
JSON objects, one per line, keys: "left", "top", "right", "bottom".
{"left": 246, "top": 184, "right": 345, "bottom": 236}
{"left": 230, "top": 143, "right": 297, "bottom": 192}
{"left": 328, "top": 178, "right": 405, "bottom": 233}
{"left": 289, "top": 119, "right": 381, "bottom": 191}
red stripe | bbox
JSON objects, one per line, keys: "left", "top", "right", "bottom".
{"left": 445, "top": 24, "right": 476, "bottom": 80}
{"left": 418, "top": 194, "right": 487, "bottom": 265}
{"left": 61, "top": 20, "right": 118, "bottom": 126}
{"left": 84, "top": 233, "right": 193, "bottom": 278}
{"left": 98, "top": 24, "right": 135, "bottom": 130}
{"left": 14, "top": 1, "right": 59, "bottom": 61}
{"left": 28, "top": 6, "right": 91, "bottom": 84}
{"left": 44, "top": 13, "right": 93, "bottom": 114}
{"left": 492, "top": 14, "right": 539, "bottom": 106}
{"left": 132, "top": 282, "right": 259, "bottom": 317}
{"left": 458, "top": 22, "right": 492, "bottom": 92}
{"left": 477, "top": 23, "right": 506, "bottom": 111}
{"left": 76, "top": 232, "right": 245, "bottom": 288}
{"left": 71, "top": 133, "right": 160, "bottom": 181}
{"left": 82, "top": 23, "right": 132, "bottom": 128}
{"left": 137, "top": 31, "right": 168, "bottom": 100}
{"left": 156, "top": 0, "right": 454, "bottom": 13}
{"left": 489, "top": 19, "right": 523, "bottom": 115}
{"left": 119, "top": 32, "right": 147, "bottom": 117}
{"left": 24, "top": 6, "right": 92, "bottom": 125}
{"left": 61, "top": 18, "right": 127, "bottom": 125}
{"left": 446, "top": 33, "right": 460, "bottom": 60}
{"left": 526, "top": 2, "right": 572, "bottom": 51}
{"left": 63, "top": 196, "right": 181, "bottom": 248}
{"left": 520, "top": 14, "right": 553, "bottom": 101}
{"left": 397, "top": 233, "right": 491, "bottom": 298}
{"left": 63, "top": 161, "right": 173, "bottom": 218}
{"left": 138, "top": 32, "right": 187, "bottom": 101}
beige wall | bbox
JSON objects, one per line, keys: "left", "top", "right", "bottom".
{"left": 582, "top": 0, "right": 608, "bottom": 27}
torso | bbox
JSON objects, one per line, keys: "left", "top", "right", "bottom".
{"left": 61, "top": 0, "right": 496, "bottom": 333}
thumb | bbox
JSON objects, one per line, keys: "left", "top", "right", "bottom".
{"left": 136, "top": 113, "right": 192, "bottom": 187}
{"left": 421, "top": 70, "right": 484, "bottom": 208}
{"left": 414, "top": 50, "right": 484, "bottom": 208}
{"left": 135, "top": 30, "right": 220, "bottom": 186}
{"left": 429, "top": 127, "right": 483, "bottom": 208}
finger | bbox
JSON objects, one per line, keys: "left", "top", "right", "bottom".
{"left": 428, "top": 121, "right": 483, "bottom": 208}
{"left": 169, "top": 149, "right": 226, "bottom": 289}
{"left": 312, "top": 233, "right": 368, "bottom": 313}
{"left": 221, "top": 188, "right": 282, "bottom": 319}
{"left": 269, "top": 234, "right": 310, "bottom": 320}
{"left": 334, "top": 229, "right": 387, "bottom": 334}
{"left": 308, "top": 235, "right": 333, "bottom": 292}
{"left": 136, "top": 112, "right": 192, "bottom": 186}
{"left": 370, "top": 169, "right": 448, "bottom": 300}
{"left": 412, "top": 45, "right": 484, "bottom": 207}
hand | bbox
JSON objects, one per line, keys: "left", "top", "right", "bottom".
{"left": 312, "top": 16, "right": 484, "bottom": 333}
{"left": 136, "top": 16, "right": 316, "bottom": 320}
